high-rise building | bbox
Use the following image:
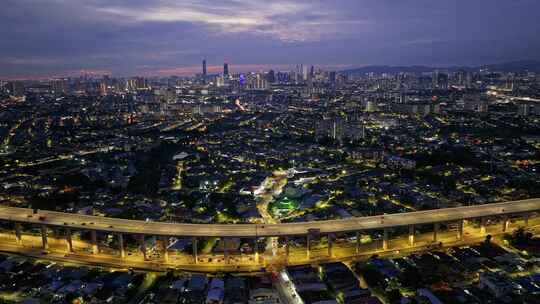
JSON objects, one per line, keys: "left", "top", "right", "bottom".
{"left": 365, "top": 101, "right": 377, "bottom": 112}
{"left": 99, "top": 82, "right": 107, "bottom": 96}
{"left": 224, "top": 62, "right": 229, "bottom": 77}
{"left": 337, "top": 74, "right": 348, "bottom": 87}
{"left": 517, "top": 103, "right": 538, "bottom": 116}
{"left": 216, "top": 76, "right": 225, "bottom": 87}
{"left": 466, "top": 72, "right": 473, "bottom": 88}
{"left": 278, "top": 71, "right": 290, "bottom": 84}
{"left": 432, "top": 70, "right": 448, "bottom": 90}
{"left": 344, "top": 120, "right": 365, "bottom": 142}
{"left": 302, "top": 65, "right": 308, "bottom": 81}
{"left": 316, "top": 118, "right": 343, "bottom": 141}
{"left": 267, "top": 70, "right": 275, "bottom": 83}
{"left": 432, "top": 70, "right": 439, "bottom": 89}
{"left": 202, "top": 59, "right": 207, "bottom": 77}
{"left": 133, "top": 77, "right": 146, "bottom": 90}
{"left": 51, "top": 79, "right": 68, "bottom": 94}
{"left": 464, "top": 99, "right": 488, "bottom": 112}
{"left": 329, "top": 71, "right": 336, "bottom": 84}
{"left": 439, "top": 73, "right": 449, "bottom": 89}
{"left": 315, "top": 117, "right": 364, "bottom": 142}
{"left": 7, "top": 81, "right": 25, "bottom": 96}
{"left": 456, "top": 69, "right": 466, "bottom": 86}
{"left": 245, "top": 73, "right": 268, "bottom": 90}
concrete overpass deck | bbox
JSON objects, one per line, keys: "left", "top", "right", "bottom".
{"left": 1, "top": 198, "right": 539, "bottom": 237}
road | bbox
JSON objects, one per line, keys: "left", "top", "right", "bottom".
{"left": 0, "top": 198, "right": 539, "bottom": 238}
{"left": 0, "top": 215, "right": 538, "bottom": 274}
{"left": 255, "top": 171, "right": 287, "bottom": 256}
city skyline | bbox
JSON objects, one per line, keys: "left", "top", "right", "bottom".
{"left": 1, "top": 2, "right": 540, "bottom": 300}
{"left": 1, "top": 1, "right": 540, "bottom": 303}
{"left": 2, "top": 0, "right": 540, "bottom": 79}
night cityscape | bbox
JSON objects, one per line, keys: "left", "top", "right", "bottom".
{"left": 1, "top": 1, "right": 540, "bottom": 304}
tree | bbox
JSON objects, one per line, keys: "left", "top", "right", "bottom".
{"left": 484, "top": 234, "right": 492, "bottom": 245}
{"left": 386, "top": 289, "right": 402, "bottom": 304}
{"left": 509, "top": 227, "right": 533, "bottom": 246}
{"left": 400, "top": 266, "right": 423, "bottom": 288}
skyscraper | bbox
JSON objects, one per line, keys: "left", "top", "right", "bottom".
{"left": 7, "top": 81, "right": 25, "bottom": 97}
{"left": 267, "top": 70, "right": 275, "bottom": 83}
{"left": 224, "top": 62, "right": 229, "bottom": 77}
{"left": 329, "top": 71, "right": 337, "bottom": 84}
{"left": 432, "top": 70, "right": 439, "bottom": 89}
{"left": 202, "top": 59, "right": 207, "bottom": 77}
{"left": 296, "top": 64, "right": 303, "bottom": 83}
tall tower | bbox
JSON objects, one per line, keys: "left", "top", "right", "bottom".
{"left": 202, "top": 59, "right": 207, "bottom": 77}
{"left": 302, "top": 65, "right": 308, "bottom": 81}
{"left": 223, "top": 62, "right": 229, "bottom": 77}
{"left": 267, "top": 70, "right": 275, "bottom": 83}
{"left": 432, "top": 70, "right": 439, "bottom": 90}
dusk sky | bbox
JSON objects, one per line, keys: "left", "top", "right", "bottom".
{"left": 2, "top": 0, "right": 540, "bottom": 79}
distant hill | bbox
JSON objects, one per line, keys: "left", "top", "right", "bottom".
{"left": 341, "top": 60, "right": 540, "bottom": 75}
{"left": 341, "top": 65, "right": 439, "bottom": 75}
{"left": 480, "top": 60, "right": 540, "bottom": 73}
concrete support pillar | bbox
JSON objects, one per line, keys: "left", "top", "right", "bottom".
{"left": 51, "top": 228, "right": 59, "bottom": 239}
{"left": 271, "top": 237, "right": 277, "bottom": 257}
{"left": 91, "top": 230, "right": 98, "bottom": 254}
{"left": 284, "top": 236, "right": 289, "bottom": 262}
{"left": 223, "top": 238, "right": 228, "bottom": 264}
{"left": 327, "top": 234, "right": 333, "bottom": 258}
{"left": 14, "top": 223, "right": 22, "bottom": 245}
{"left": 383, "top": 229, "right": 389, "bottom": 251}
{"left": 161, "top": 236, "right": 169, "bottom": 263}
{"left": 65, "top": 228, "right": 73, "bottom": 253}
{"left": 408, "top": 225, "right": 415, "bottom": 247}
{"left": 139, "top": 235, "right": 147, "bottom": 260}
{"left": 254, "top": 237, "right": 259, "bottom": 264}
{"left": 306, "top": 234, "right": 311, "bottom": 260}
{"left": 433, "top": 222, "right": 439, "bottom": 242}
{"left": 193, "top": 237, "right": 198, "bottom": 264}
{"left": 41, "top": 225, "right": 48, "bottom": 250}
{"left": 524, "top": 213, "right": 529, "bottom": 227}
{"left": 118, "top": 233, "right": 126, "bottom": 259}
{"left": 355, "top": 231, "right": 360, "bottom": 255}
{"left": 457, "top": 219, "right": 464, "bottom": 241}
{"left": 480, "top": 217, "right": 487, "bottom": 235}
{"left": 502, "top": 216, "right": 509, "bottom": 232}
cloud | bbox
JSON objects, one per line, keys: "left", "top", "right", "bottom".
{"left": 93, "top": 0, "right": 359, "bottom": 42}
{"left": 0, "top": 57, "right": 61, "bottom": 66}
{"left": 1, "top": 0, "right": 540, "bottom": 78}
{"left": 401, "top": 38, "right": 448, "bottom": 46}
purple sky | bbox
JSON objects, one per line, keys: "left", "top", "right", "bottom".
{"left": 1, "top": 0, "right": 540, "bottom": 79}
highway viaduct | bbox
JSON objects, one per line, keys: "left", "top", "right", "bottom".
{"left": 0, "top": 198, "right": 539, "bottom": 270}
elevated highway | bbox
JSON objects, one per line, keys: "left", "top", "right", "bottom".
{"left": 0, "top": 198, "right": 538, "bottom": 272}
{"left": 0, "top": 198, "right": 538, "bottom": 237}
